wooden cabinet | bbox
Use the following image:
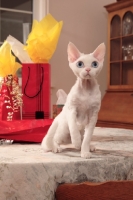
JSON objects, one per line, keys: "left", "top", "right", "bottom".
{"left": 97, "top": 0, "right": 133, "bottom": 129}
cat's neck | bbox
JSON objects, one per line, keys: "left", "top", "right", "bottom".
{"left": 76, "top": 77, "right": 98, "bottom": 90}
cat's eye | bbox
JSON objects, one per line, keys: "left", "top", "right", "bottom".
{"left": 91, "top": 61, "right": 98, "bottom": 68}
{"left": 76, "top": 61, "right": 84, "bottom": 68}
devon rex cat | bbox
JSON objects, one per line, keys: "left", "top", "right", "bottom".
{"left": 42, "top": 42, "right": 106, "bottom": 159}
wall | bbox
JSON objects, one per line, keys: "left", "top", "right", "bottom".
{"left": 49, "top": 0, "right": 116, "bottom": 108}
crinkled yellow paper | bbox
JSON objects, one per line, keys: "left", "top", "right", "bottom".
{"left": 0, "top": 41, "right": 21, "bottom": 77}
{"left": 25, "top": 14, "right": 63, "bottom": 63}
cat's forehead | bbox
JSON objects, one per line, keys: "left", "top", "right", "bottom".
{"left": 77, "top": 53, "right": 96, "bottom": 63}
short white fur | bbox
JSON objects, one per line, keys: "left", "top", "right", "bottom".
{"left": 41, "top": 42, "right": 106, "bottom": 159}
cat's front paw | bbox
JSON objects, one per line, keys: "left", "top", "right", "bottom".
{"left": 52, "top": 141, "right": 63, "bottom": 153}
{"left": 73, "top": 139, "right": 81, "bottom": 150}
{"left": 72, "top": 135, "right": 82, "bottom": 150}
{"left": 52, "top": 146, "right": 63, "bottom": 153}
{"left": 81, "top": 151, "right": 92, "bottom": 159}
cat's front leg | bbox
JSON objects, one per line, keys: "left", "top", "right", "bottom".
{"left": 67, "top": 109, "right": 81, "bottom": 149}
{"left": 81, "top": 114, "right": 97, "bottom": 159}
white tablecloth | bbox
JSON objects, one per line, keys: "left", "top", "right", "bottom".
{"left": 0, "top": 127, "right": 133, "bottom": 200}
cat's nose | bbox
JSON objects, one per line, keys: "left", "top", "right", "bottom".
{"left": 85, "top": 68, "right": 91, "bottom": 73}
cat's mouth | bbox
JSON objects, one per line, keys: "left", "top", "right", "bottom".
{"left": 82, "top": 74, "right": 91, "bottom": 80}
{"left": 81, "top": 72, "right": 91, "bottom": 79}
{"left": 85, "top": 73, "right": 91, "bottom": 78}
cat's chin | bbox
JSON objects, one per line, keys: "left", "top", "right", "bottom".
{"left": 85, "top": 75, "right": 92, "bottom": 80}
{"left": 81, "top": 75, "right": 92, "bottom": 80}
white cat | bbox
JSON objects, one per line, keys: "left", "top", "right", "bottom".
{"left": 41, "top": 42, "right": 106, "bottom": 158}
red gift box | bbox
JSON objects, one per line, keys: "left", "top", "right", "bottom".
{"left": 22, "top": 63, "right": 50, "bottom": 119}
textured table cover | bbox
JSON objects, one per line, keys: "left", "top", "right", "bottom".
{"left": 0, "top": 127, "right": 133, "bottom": 200}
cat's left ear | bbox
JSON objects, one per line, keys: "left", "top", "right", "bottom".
{"left": 67, "top": 42, "right": 81, "bottom": 63}
{"left": 93, "top": 43, "right": 106, "bottom": 62}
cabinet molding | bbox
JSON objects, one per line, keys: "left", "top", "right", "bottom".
{"left": 105, "top": 0, "right": 133, "bottom": 13}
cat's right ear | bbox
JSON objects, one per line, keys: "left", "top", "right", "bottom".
{"left": 67, "top": 42, "right": 81, "bottom": 63}
{"left": 93, "top": 43, "right": 106, "bottom": 62}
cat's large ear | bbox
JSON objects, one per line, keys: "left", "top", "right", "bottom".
{"left": 67, "top": 42, "right": 81, "bottom": 63}
{"left": 93, "top": 43, "right": 106, "bottom": 62}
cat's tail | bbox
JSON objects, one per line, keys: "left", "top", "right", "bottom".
{"left": 41, "top": 119, "right": 58, "bottom": 152}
